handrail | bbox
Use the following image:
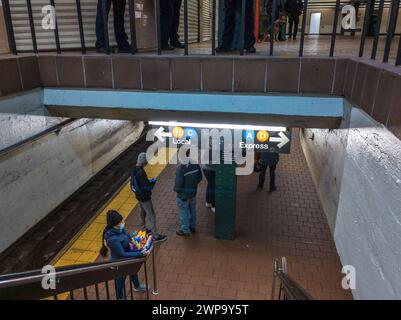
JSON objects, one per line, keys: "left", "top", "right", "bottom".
{"left": 271, "top": 257, "right": 314, "bottom": 300}
{"left": 0, "top": 118, "right": 78, "bottom": 159}
{"left": 0, "top": 251, "right": 154, "bottom": 300}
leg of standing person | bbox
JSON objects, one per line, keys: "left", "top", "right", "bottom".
{"left": 177, "top": 198, "right": 191, "bottom": 235}
{"left": 293, "top": 15, "right": 299, "bottom": 39}
{"left": 169, "top": 0, "right": 184, "bottom": 47}
{"left": 219, "top": 0, "right": 237, "bottom": 50}
{"left": 160, "top": 0, "right": 175, "bottom": 48}
{"left": 188, "top": 196, "right": 197, "bottom": 232}
{"left": 258, "top": 164, "right": 268, "bottom": 190}
{"left": 115, "top": 276, "right": 126, "bottom": 299}
{"left": 209, "top": 170, "right": 216, "bottom": 209}
{"left": 139, "top": 202, "right": 147, "bottom": 231}
{"left": 204, "top": 169, "right": 212, "bottom": 206}
{"left": 95, "top": 0, "right": 112, "bottom": 50}
{"left": 140, "top": 201, "right": 158, "bottom": 236}
{"left": 244, "top": 0, "right": 256, "bottom": 51}
{"left": 269, "top": 164, "right": 277, "bottom": 191}
{"left": 112, "top": 0, "right": 129, "bottom": 50}
{"left": 288, "top": 16, "right": 294, "bottom": 38}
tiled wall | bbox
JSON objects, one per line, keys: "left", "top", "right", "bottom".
{"left": 0, "top": 53, "right": 400, "bottom": 140}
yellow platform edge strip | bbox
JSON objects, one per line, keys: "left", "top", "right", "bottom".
{"left": 49, "top": 148, "right": 176, "bottom": 300}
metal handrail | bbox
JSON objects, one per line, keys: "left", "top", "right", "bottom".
{"left": 0, "top": 119, "right": 77, "bottom": 159}
{"left": 271, "top": 257, "right": 314, "bottom": 300}
{"left": 0, "top": 250, "right": 156, "bottom": 300}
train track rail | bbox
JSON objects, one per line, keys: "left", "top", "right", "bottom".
{"left": 0, "top": 126, "right": 151, "bottom": 274}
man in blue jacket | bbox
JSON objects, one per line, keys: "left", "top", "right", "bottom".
{"left": 174, "top": 159, "right": 203, "bottom": 236}
{"left": 131, "top": 152, "right": 167, "bottom": 242}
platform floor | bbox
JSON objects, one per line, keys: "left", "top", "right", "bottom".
{"left": 55, "top": 129, "right": 352, "bottom": 300}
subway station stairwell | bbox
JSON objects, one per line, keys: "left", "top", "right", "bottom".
{"left": 1, "top": 0, "right": 401, "bottom": 301}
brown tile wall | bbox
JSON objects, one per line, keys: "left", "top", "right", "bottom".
{"left": 0, "top": 54, "right": 400, "bottom": 140}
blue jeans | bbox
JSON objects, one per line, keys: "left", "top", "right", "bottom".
{"left": 115, "top": 275, "right": 140, "bottom": 300}
{"left": 177, "top": 197, "right": 197, "bottom": 234}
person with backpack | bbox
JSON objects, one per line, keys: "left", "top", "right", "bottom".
{"left": 100, "top": 210, "right": 150, "bottom": 299}
{"left": 174, "top": 159, "right": 203, "bottom": 237}
{"left": 131, "top": 152, "right": 167, "bottom": 243}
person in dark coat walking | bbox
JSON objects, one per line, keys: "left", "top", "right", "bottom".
{"left": 257, "top": 152, "right": 280, "bottom": 192}
{"left": 285, "top": 0, "right": 304, "bottom": 40}
{"left": 100, "top": 210, "right": 150, "bottom": 299}
{"left": 131, "top": 152, "right": 167, "bottom": 243}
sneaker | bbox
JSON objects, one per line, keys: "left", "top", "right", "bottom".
{"left": 245, "top": 46, "right": 256, "bottom": 54}
{"left": 153, "top": 234, "right": 167, "bottom": 243}
{"left": 211, "top": 207, "right": 216, "bottom": 213}
{"left": 170, "top": 41, "right": 185, "bottom": 49}
{"left": 162, "top": 44, "right": 175, "bottom": 51}
{"left": 256, "top": 185, "right": 263, "bottom": 191}
{"left": 215, "top": 46, "right": 230, "bottom": 53}
{"left": 133, "top": 283, "right": 148, "bottom": 292}
{"left": 206, "top": 202, "right": 212, "bottom": 208}
{"left": 176, "top": 230, "right": 190, "bottom": 237}
{"left": 189, "top": 227, "right": 196, "bottom": 233}
{"left": 96, "top": 47, "right": 109, "bottom": 54}
{"left": 143, "top": 228, "right": 152, "bottom": 234}
{"left": 118, "top": 45, "right": 132, "bottom": 54}
{"left": 269, "top": 186, "right": 277, "bottom": 192}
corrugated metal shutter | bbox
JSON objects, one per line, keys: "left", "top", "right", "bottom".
{"left": 200, "top": 0, "right": 211, "bottom": 41}
{"left": 8, "top": 0, "right": 155, "bottom": 52}
{"left": 178, "top": 0, "right": 199, "bottom": 43}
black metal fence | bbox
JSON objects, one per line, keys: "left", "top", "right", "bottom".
{"left": 1, "top": 0, "right": 401, "bottom": 65}
{"left": 0, "top": 251, "right": 158, "bottom": 300}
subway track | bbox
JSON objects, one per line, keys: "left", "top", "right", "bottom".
{"left": 0, "top": 126, "right": 152, "bottom": 274}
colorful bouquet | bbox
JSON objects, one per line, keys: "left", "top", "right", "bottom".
{"left": 129, "top": 230, "right": 153, "bottom": 252}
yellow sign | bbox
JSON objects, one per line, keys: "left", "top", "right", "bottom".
{"left": 172, "top": 126, "right": 185, "bottom": 139}
{"left": 256, "top": 130, "right": 269, "bottom": 143}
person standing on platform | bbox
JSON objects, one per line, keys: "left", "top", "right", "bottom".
{"left": 160, "top": 0, "right": 184, "bottom": 50}
{"left": 257, "top": 152, "right": 279, "bottom": 192}
{"left": 174, "top": 159, "right": 203, "bottom": 237}
{"left": 216, "top": 0, "right": 256, "bottom": 53}
{"left": 201, "top": 164, "right": 216, "bottom": 213}
{"left": 95, "top": 0, "right": 130, "bottom": 53}
{"left": 100, "top": 210, "right": 150, "bottom": 299}
{"left": 131, "top": 152, "right": 167, "bottom": 243}
{"left": 285, "top": 0, "right": 304, "bottom": 40}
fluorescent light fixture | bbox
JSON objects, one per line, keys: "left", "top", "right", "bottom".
{"left": 148, "top": 121, "right": 287, "bottom": 132}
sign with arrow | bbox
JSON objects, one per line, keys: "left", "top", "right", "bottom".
{"left": 242, "top": 129, "right": 292, "bottom": 154}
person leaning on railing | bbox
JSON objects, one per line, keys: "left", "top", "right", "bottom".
{"left": 100, "top": 210, "right": 150, "bottom": 299}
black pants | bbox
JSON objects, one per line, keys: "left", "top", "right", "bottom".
{"left": 258, "top": 164, "right": 276, "bottom": 189}
{"left": 95, "top": 0, "right": 129, "bottom": 49}
{"left": 221, "top": 0, "right": 255, "bottom": 49}
{"left": 288, "top": 15, "right": 300, "bottom": 38}
{"left": 160, "top": 0, "right": 182, "bottom": 46}
{"left": 203, "top": 169, "right": 216, "bottom": 208}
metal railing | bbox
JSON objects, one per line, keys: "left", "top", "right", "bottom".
{"left": 0, "top": 249, "right": 160, "bottom": 300}
{"left": 271, "top": 257, "right": 314, "bottom": 300}
{"left": 1, "top": 1, "right": 401, "bottom": 65}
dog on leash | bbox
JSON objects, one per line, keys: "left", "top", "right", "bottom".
{"left": 261, "top": 15, "right": 287, "bottom": 42}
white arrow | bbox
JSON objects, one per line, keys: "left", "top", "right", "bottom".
{"left": 270, "top": 132, "right": 290, "bottom": 148}
{"left": 154, "top": 127, "right": 172, "bottom": 142}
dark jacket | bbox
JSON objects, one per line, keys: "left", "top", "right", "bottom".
{"left": 104, "top": 228, "right": 143, "bottom": 260}
{"left": 285, "top": 0, "right": 303, "bottom": 17}
{"left": 174, "top": 163, "right": 203, "bottom": 201}
{"left": 131, "top": 166, "right": 154, "bottom": 202}
{"left": 259, "top": 152, "right": 280, "bottom": 166}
